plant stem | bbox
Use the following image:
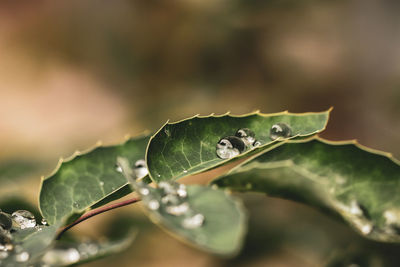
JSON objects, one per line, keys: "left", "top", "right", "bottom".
{"left": 56, "top": 197, "right": 141, "bottom": 240}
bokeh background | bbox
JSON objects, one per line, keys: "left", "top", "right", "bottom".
{"left": 1, "top": 0, "right": 400, "bottom": 266}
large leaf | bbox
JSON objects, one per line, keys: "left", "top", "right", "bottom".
{"left": 116, "top": 157, "right": 247, "bottom": 256}
{"left": 146, "top": 110, "right": 331, "bottom": 183}
{"left": 39, "top": 134, "right": 150, "bottom": 225}
{"left": 212, "top": 137, "right": 400, "bottom": 242}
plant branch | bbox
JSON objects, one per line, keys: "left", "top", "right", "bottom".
{"left": 56, "top": 197, "right": 141, "bottom": 240}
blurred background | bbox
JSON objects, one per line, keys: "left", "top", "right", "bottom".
{"left": 1, "top": 0, "right": 400, "bottom": 266}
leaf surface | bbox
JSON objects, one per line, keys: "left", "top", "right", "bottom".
{"left": 213, "top": 137, "right": 400, "bottom": 242}
{"left": 39, "top": 135, "right": 150, "bottom": 225}
{"left": 147, "top": 110, "right": 331, "bottom": 182}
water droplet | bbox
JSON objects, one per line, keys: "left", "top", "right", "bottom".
{"left": 253, "top": 140, "right": 261, "bottom": 147}
{"left": 384, "top": 210, "right": 399, "bottom": 225}
{"left": 182, "top": 213, "right": 205, "bottom": 229}
{"left": 41, "top": 218, "right": 48, "bottom": 226}
{"left": 73, "top": 202, "right": 79, "bottom": 209}
{"left": 159, "top": 182, "right": 176, "bottom": 195}
{"left": 42, "top": 248, "right": 80, "bottom": 265}
{"left": 139, "top": 187, "right": 150, "bottom": 196}
{"left": 349, "top": 200, "right": 363, "bottom": 216}
{"left": 361, "top": 223, "right": 373, "bottom": 234}
{"left": 183, "top": 170, "right": 188, "bottom": 173}
{"left": 270, "top": 123, "right": 292, "bottom": 140}
{"left": 0, "top": 212, "right": 12, "bottom": 231}
{"left": 0, "top": 232, "right": 13, "bottom": 252}
{"left": 235, "top": 128, "right": 256, "bottom": 147}
{"left": 147, "top": 200, "right": 160, "bottom": 210}
{"left": 211, "top": 184, "right": 219, "bottom": 190}
{"left": 161, "top": 194, "right": 179, "bottom": 205}
{"left": 157, "top": 174, "right": 161, "bottom": 177}
{"left": 115, "top": 164, "right": 123, "bottom": 173}
{"left": 12, "top": 210, "right": 36, "bottom": 229}
{"left": 15, "top": 251, "right": 29, "bottom": 262}
{"left": 99, "top": 181, "right": 104, "bottom": 186}
{"left": 134, "top": 159, "right": 148, "bottom": 179}
{"left": 216, "top": 136, "right": 245, "bottom": 159}
{"left": 0, "top": 251, "right": 8, "bottom": 259}
{"left": 166, "top": 203, "right": 189, "bottom": 216}
{"left": 177, "top": 184, "right": 187, "bottom": 198}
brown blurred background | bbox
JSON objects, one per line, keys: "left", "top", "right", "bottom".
{"left": 1, "top": 0, "right": 400, "bottom": 266}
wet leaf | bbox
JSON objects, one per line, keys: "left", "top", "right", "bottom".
{"left": 39, "top": 134, "right": 150, "bottom": 225}
{"left": 146, "top": 110, "right": 331, "bottom": 183}
{"left": 212, "top": 137, "right": 400, "bottom": 242}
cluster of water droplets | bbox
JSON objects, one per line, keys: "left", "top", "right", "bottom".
{"left": 116, "top": 159, "right": 148, "bottom": 179}
{"left": 0, "top": 208, "right": 51, "bottom": 265}
{"left": 138, "top": 181, "right": 205, "bottom": 230}
{"left": 216, "top": 124, "right": 292, "bottom": 159}
{"left": 216, "top": 128, "right": 261, "bottom": 159}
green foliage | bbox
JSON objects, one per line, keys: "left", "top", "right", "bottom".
{"left": 2, "top": 109, "right": 400, "bottom": 265}
{"left": 39, "top": 135, "right": 150, "bottom": 225}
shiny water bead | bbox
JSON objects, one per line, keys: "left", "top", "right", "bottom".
{"left": 216, "top": 136, "right": 246, "bottom": 159}
{"left": 0, "top": 212, "right": 12, "bottom": 231}
{"left": 115, "top": 164, "right": 123, "bottom": 173}
{"left": 158, "top": 182, "right": 177, "bottom": 195}
{"left": 0, "top": 232, "right": 13, "bottom": 252}
{"left": 176, "top": 184, "right": 187, "bottom": 198}
{"left": 253, "top": 140, "right": 261, "bottom": 147}
{"left": 270, "top": 123, "right": 292, "bottom": 140}
{"left": 134, "top": 159, "right": 148, "bottom": 179}
{"left": 166, "top": 203, "right": 189, "bottom": 216}
{"left": 15, "top": 251, "right": 29, "bottom": 262}
{"left": 182, "top": 213, "right": 205, "bottom": 229}
{"left": 42, "top": 248, "right": 80, "bottom": 265}
{"left": 147, "top": 200, "right": 160, "bottom": 210}
{"left": 235, "top": 128, "right": 256, "bottom": 147}
{"left": 161, "top": 194, "right": 179, "bottom": 205}
{"left": 41, "top": 218, "right": 48, "bottom": 226}
{"left": 12, "top": 210, "right": 36, "bottom": 229}
{"left": 139, "top": 187, "right": 150, "bottom": 196}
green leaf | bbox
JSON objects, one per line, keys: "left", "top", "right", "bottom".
{"left": 116, "top": 156, "right": 247, "bottom": 255}
{"left": 212, "top": 137, "right": 400, "bottom": 242}
{"left": 39, "top": 134, "right": 150, "bottom": 225}
{"left": 146, "top": 110, "right": 331, "bottom": 183}
{"left": 0, "top": 159, "right": 44, "bottom": 182}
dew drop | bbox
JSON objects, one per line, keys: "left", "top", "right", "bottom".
{"left": 115, "top": 164, "right": 123, "bottom": 173}
{"left": 235, "top": 128, "right": 256, "bottom": 148}
{"left": 177, "top": 184, "right": 187, "bottom": 198}
{"left": 0, "top": 233, "right": 13, "bottom": 252}
{"left": 166, "top": 203, "right": 189, "bottom": 216}
{"left": 361, "top": 223, "right": 373, "bottom": 235}
{"left": 216, "top": 136, "right": 245, "bottom": 159}
{"left": 159, "top": 182, "right": 176, "bottom": 195}
{"left": 139, "top": 188, "right": 150, "bottom": 196}
{"left": 182, "top": 213, "right": 205, "bottom": 229}
{"left": 134, "top": 159, "right": 148, "bottom": 179}
{"left": 147, "top": 200, "right": 160, "bottom": 210}
{"left": 0, "top": 212, "right": 12, "bottom": 231}
{"left": 41, "top": 218, "right": 48, "bottom": 226}
{"left": 73, "top": 202, "right": 79, "bottom": 209}
{"left": 270, "top": 123, "right": 292, "bottom": 140}
{"left": 12, "top": 210, "right": 36, "bottom": 229}
{"left": 183, "top": 170, "right": 188, "bottom": 173}
{"left": 161, "top": 194, "right": 179, "bottom": 205}
{"left": 0, "top": 251, "right": 8, "bottom": 259}
{"left": 99, "top": 181, "right": 104, "bottom": 187}
{"left": 384, "top": 210, "right": 398, "bottom": 225}
{"left": 164, "top": 128, "right": 171, "bottom": 137}
{"left": 349, "top": 200, "right": 363, "bottom": 216}
{"left": 253, "top": 140, "right": 261, "bottom": 147}
{"left": 42, "top": 248, "right": 80, "bottom": 265}
{"left": 15, "top": 251, "right": 29, "bottom": 262}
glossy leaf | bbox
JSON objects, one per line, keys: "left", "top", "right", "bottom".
{"left": 213, "top": 137, "right": 400, "bottom": 242}
{"left": 39, "top": 134, "right": 150, "bottom": 225}
{"left": 146, "top": 110, "right": 331, "bottom": 182}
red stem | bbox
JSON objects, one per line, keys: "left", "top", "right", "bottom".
{"left": 56, "top": 197, "right": 141, "bottom": 240}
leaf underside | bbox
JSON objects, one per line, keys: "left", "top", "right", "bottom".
{"left": 143, "top": 185, "right": 247, "bottom": 256}
{"left": 212, "top": 137, "right": 400, "bottom": 242}
{"left": 146, "top": 110, "right": 331, "bottom": 183}
{"left": 39, "top": 135, "right": 150, "bottom": 225}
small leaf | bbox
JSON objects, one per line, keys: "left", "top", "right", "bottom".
{"left": 116, "top": 156, "right": 247, "bottom": 255}
{"left": 212, "top": 137, "right": 400, "bottom": 242}
{"left": 39, "top": 134, "right": 150, "bottom": 225}
{"left": 146, "top": 110, "right": 331, "bottom": 182}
